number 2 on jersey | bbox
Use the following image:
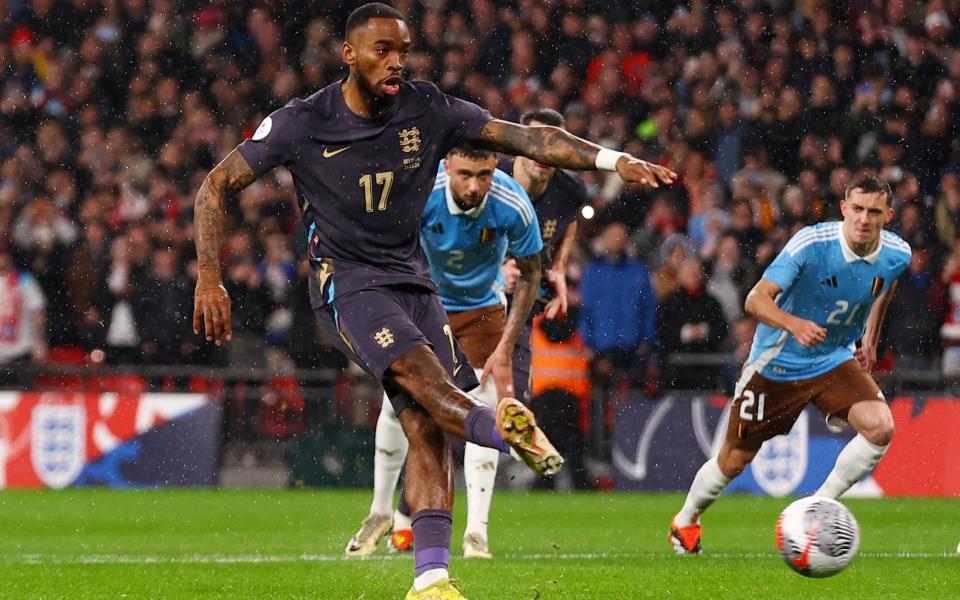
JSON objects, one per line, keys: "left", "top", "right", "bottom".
{"left": 359, "top": 171, "right": 394, "bottom": 212}
{"left": 446, "top": 250, "right": 465, "bottom": 271}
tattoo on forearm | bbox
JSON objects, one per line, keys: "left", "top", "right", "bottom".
{"left": 501, "top": 255, "right": 542, "bottom": 349}
{"left": 194, "top": 151, "right": 256, "bottom": 279}
{"left": 478, "top": 121, "right": 600, "bottom": 170}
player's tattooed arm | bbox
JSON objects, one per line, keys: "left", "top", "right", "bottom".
{"left": 856, "top": 281, "right": 899, "bottom": 372}
{"left": 195, "top": 150, "right": 256, "bottom": 280}
{"left": 477, "top": 120, "right": 676, "bottom": 187}
{"left": 192, "top": 150, "right": 257, "bottom": 345}
{"left": 745, "top": 279, "right": 827, "bottom": 347}
{"left": 481, "top": 253, "right": 542, "bottom": 399}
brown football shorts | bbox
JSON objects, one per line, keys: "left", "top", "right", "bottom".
{"left": 725, "top": 360, "right": 884, "bottom": 450}
{"left": 446, "top": 303, "right": 506, "bottom": 367}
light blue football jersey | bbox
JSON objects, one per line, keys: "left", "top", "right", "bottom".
{"left": 420, "top": 165, "right": 543, "bottom": 312}
{"left": 747, "top": 221, "right": 911, "bottom": 380}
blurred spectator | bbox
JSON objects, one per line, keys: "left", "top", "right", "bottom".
{"left": 713, "top": 98, "right": 745, "bottom": 184}
{"left": 935, "top": 171, "right": 960, "bottom": 251}
{"left": 705, "top": 233, "right": 757, "bottom": 324}
{"left": 651, "top": 234, "right": 696, "bottom": 302}
{"left": 727, "top": 198, "right": 766, "bottom": 260}
{"left": 260, "top": 233, "right": 296, "bottom": 358}
{"left": 95, "top": 236, "right": 141, "bottom": 364}
{"left": 730, "top": 316, "right": 757, "bottom": 366}
{"left": 0, "top": 244, "right": 46, "bottom": 388}
{"left": 688, "top": 183, "right": 729, "bottom": 251}
{"left": 223, "top": 253, "right": 271, "bottom": 370}
{"left": 885, "top": 246, "right": 941, "bottom": 368}
{"left": 894, "top": 201, "right": 931, "bottom": 250}
{"left": 11, "top": 195, "right": 79, "bottom": 345}
{"left": 631, "top": 194, "right": 679, "bottom": 266}
{"left": 657, "top": 258, "right": 728, "bottom": 390}
{"left": 579, "top": 222, "right": 657, "bottom": 384}
{"left": 133, "top": 246, "right": 193, "bottom": 365}
{"left": 939, "top": 239, "right": 960, "bottom": 376}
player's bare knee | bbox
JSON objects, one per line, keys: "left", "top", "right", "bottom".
{"left": 717, "top": 446, "right": 755, "bottom": 478}
{"left": 861, "top": 417, "right": 894, "bottom": 447}
{"left": 850, "top": 403, "right": 894, "bottom": 446}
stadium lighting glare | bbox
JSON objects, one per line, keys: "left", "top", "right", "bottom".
{"left": 581, "top": 205, "right": 595, "bottom": 219}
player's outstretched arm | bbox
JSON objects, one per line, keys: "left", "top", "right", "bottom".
{"left": 192, "top": 149, "right": 257, "bottom": 345}
{"left": 856, "top": 281, "right": 899, "bottom": 373}
{"left": 745, "top": 279, "right": 827, "bottom": 347}
{"left": 482, "top": 253, "right": 542, "bottom": 399}
{"left": 476, "top": 120, "right": 677, "bottom": 188}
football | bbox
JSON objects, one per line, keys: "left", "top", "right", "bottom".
{"left": 775, "top": 497, "right": 860, "bottom": 578}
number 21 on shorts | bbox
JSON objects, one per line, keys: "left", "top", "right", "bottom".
{"left": 739, "top": 389, "right": 766, "bottom": 421}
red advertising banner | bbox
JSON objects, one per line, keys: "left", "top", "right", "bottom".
{"left": 872, "top": 398, "right": 960, "bottom": 496}
{"left": 0, "top": 391, "right": 214, "bottom": 489}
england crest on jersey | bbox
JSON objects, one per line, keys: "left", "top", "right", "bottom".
{"left": 31, "top": 404, "right": 86, "bottom": 489}
{"left": 751, "top": 410, "right": 809, "bottom": 497}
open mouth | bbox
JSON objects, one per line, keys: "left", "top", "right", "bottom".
{"left": 381, "top": 77, "right": 402, "bottom": 95}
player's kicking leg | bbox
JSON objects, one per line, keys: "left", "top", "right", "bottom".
{"left": 317, "top": 287, "right": 560, "bottom": 598}
{"left": 390, "top": 346, "right": 560, "bottom": 599}
{"left": 390, "top": 345, "right": 562, "bottom": 475}
{"left": 345, "top": 395, "right": 408, "bottom": 557}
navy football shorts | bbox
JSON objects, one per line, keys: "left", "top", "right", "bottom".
{"left": 314, "top": 284, "right": 478, "bottom": 415}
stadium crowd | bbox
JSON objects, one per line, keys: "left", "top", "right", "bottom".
{"left": 1, "top": 0, "right": 960, "bottom": 397}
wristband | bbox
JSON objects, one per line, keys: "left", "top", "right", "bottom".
{"left": 595, "top": 148, "right": 629, "bottom": 171}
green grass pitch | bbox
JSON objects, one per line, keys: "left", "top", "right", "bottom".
{"left": 0, "top": 489, "right": 957, "bottom": 599}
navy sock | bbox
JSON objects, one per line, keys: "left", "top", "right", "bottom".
{"left": 412, "top": 509, "right": 452, "bottom": 577}
{"left": 464, "top": 405, "right": 510, "bottom": 454}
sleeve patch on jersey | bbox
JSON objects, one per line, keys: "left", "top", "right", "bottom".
{"left": 252, "top": 116, "right": 272, "bottom": 140}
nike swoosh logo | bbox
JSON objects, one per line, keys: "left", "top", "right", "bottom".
{"left": 322, "top": 146, "right": 351, "bottom": 158}
{"left": 453, "top": 363, "right": 463, "bottom": 376}
{"left": 793, "top": 524, "right": 819, "bottom": 571}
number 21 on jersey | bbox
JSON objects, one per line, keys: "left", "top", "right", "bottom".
{"left": 739, "top": 389, "right": 766, "bottom": 421}
{"left": 826, "top": 300, "right": 864, "bottom": 326}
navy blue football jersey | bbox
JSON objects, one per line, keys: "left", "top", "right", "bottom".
{"left": 498, "top": 157, "right": 587, "bottom": 303}
{"left": 497, "top": 157, "right": 586, "bottom": 267}
{"left": 237, "top": 80, "right": 492, "bottom": 307}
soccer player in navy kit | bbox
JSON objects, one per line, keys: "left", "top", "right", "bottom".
{"left": 670, "top": 175, "right": 910, "bottom": 555}
{"left": 191, "top": 4, "right": 675, "bottom": 598}
{"left": 346, "top": 144, "right": 542, "bottom": 561}
{"left": 499, "top": 108, "right": 589, "bottom": 404}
